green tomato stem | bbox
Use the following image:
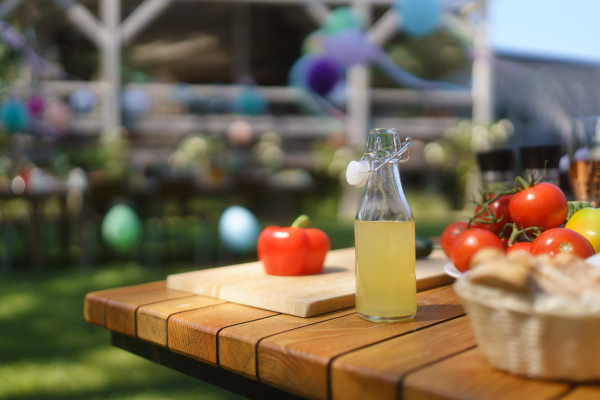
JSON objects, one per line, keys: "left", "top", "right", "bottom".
{"left": 291, "top": 215, "right": 310, "bottom": 228}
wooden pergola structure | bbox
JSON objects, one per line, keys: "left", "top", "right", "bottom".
{"left": 0, "top": 0, "right": 493, "bottom": 146}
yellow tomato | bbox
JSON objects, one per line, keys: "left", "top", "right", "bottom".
{"left": 565, "top": 208, "right": 600, "bottom": 253}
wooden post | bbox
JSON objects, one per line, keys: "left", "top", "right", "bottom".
{"left": 367, "top": 8, "right": 400, "bottom": 46}
{"left": 53, "top": 0, "right": 169, "bottom": 131}
{"left": 120, "top": 0, "right": 173, "bottom": 45}
{"left": 53, "top": 0, "right": 106, "bottom": 48}
{"left": 471, "top": 3, "right": 494, "bottom": 126}
{"left": 346, "top": 0, "right": 372, "bottom": 147}
{"left": 100, "top": 0, "right": 121, "bottom": 131}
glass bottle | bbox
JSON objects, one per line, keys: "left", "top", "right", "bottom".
{"left": 350, "top": 128, "right": 416, "bottom": 323}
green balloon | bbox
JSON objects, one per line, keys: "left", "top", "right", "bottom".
{"left": 322, "top": 7, "right": 366, "bottom": 35}
{"left": 101, "top": 204, "right": 142, "bottom": 251}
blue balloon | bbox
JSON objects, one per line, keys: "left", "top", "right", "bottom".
{"left": 327, "top": 80, "right": 348, "bottom": 108}
{"left": 68, "top": 88, "right": 97, "bottom": 113}
{"left": 171, "top": 83, "right": 195, "bottom": 105}
{"left": 232, "top": 87, "right": 268, "bottom": 115}
{"left": 122, "top": 87, "right": 151, "bottom": 115}
{"left": 394, "top": 0, "right": 442, "bottom": 37}
{"left": 288, "top": 54, "right": 314, "bottom": 88}
{"left": 0, "top": 99, "right": 30, "bottom": 133}
{"left": 218, "top": 206, "right": 260, "bottom": 253}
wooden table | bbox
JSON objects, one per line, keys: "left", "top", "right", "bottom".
{"left": 84, "top": 251, "right": 600, "bottom": 400}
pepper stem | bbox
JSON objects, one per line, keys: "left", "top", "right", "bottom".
{"left": 291, "top": 215, "right": 310, "bottom": 228}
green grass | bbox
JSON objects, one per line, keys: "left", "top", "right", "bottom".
{"left": 0, "top": 263, "right": 244, "bottom": 400}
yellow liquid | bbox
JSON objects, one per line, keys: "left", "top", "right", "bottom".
{"left": 355, "top": 220, "right": 416, "bottom": 322}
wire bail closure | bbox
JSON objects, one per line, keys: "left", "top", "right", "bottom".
{"left": 346, "top": 137, "right": 413, "bottom": 187}
{"left": 367, "top": 137, "right": 412, "bottom": 172}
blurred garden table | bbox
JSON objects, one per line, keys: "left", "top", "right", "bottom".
{"left": 84, "top": 248, "right": 600, "bottom": 400}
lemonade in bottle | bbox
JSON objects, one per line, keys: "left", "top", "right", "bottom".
{"left": 347, "top": 128, "right": 416, "bottom": 322}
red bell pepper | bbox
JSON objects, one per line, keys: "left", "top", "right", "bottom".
{"left": 257, "top": 215, "right": 330, "bottom": 276}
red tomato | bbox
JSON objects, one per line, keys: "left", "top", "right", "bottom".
{"left": 509, "top": 183, "right": 567, "bottom": 230}
{"left": 450, "top": 228, "right": 505, "bottom": 272}
{"left": 506, "top": 241, "right": 532, "bottom": 255}
{"left": 531, "top": 228, "right": 595, "bottom": 258}
{"left": 473, "top": 194, "right": 513, "bottom": 234}
{"left": 499, "top": 237, "right": 510, "bottom": 249}
{"left": 441, "top": 221, "right": 468, "bottom": 258}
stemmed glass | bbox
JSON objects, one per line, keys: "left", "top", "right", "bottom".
{"left": 568, "top": 116, "right": 600, "bottom": 205}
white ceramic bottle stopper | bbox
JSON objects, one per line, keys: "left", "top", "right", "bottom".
{"left": 346, "top": 160, "right": 370, "bottom": 187}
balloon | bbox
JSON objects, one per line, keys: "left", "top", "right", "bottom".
{"left": 371, "top": 47, "right": 459, "bottom": 89}
{"left": 306, "top": 56, "right": 340, "bottom": 96}
{"left": 327, "top": 80, "right": 348, "bottom": 108}
{"left": 301, "top": 30, "right": 324, "bottom": 54}
{"left": 122, "top": 87, "right": 151, "bottom": 115}
{"left": 232, "top": 87, "right": 268, "bottom": 115}
{"left": 322, "top": 6, "right": 367, "bottom": 34}
{"left": 171, "top": 83, "right": 195, "bottom": 105}
{"left": 218, "top": 206, "right": 260, "bottom": 253}
{"left": 322, "top": 28, "right": 374, "bottom": 67}
{"left": 394, "top": 0, "right": 442, "bottom": 37}
{"left": 45, "top": 100, "right": 72, "bottom": 129}
{"left": 26, "top": 94, "right": 45, "bottom": 116}
{"left": 288, "top": 54, "right": 314, "bottom": 88}
{"left": 68, "top": 88, "right": 97, "bottom": 113}
{"left": 101, "top": 204, "right": 142, "bottom": 251}
{"left": 67, "top": 167, "right": 88, "bottom": 191}
{"left": 227, "top": 120, "right": 254, "bottom": 147}
{"left": 0, "top": 99, "right": 30, "bottom": 132}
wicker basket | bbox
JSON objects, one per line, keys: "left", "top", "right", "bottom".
{"left": 454, "top": 278, "right": 600, "bottom": 382}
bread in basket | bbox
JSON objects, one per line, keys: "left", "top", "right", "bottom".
{"left": 454, "top": 249, "right": 600, "bottom": 381}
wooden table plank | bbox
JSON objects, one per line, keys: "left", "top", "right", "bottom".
{"left": 105, "top": 288, "right": 193, "bottom": 336}
{"left": 330, "top": 316, "right": 476, "bottom": 400}
{"left": 84, "top": 281, "right": 166, "bottom": 326}
{"left": 167, "top": 303, "right": 277, "bottom": 365}
{"left": 137, "top": 295, "right": 227, "bottom": 346}
{"left": 403, "top": 348, "right": 571, "bottom": 400}
{"left": 219, "top": 307, "right": 356, "bottom": 379}
{"left": 560, "top": 386, "right": 600, "bottom": 400}
{"left": 257, "top": 286, "right": 464, "bottom": 400}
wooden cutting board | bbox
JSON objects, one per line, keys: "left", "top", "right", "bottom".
{"left": 166, "top": 248, "right": 453, "bottom": 318}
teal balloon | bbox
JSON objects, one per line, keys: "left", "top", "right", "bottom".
{"left": 101, "top": 204, "right": 142, "bottom": 251}
{"left": 0, "top": 99, "right": 30, "bottom": 133}
{"left": 218, "top": 206, "right": 260, "bottom": 253}
{"left": 322, "top": 7, "right": 367, "bottom": 35}
{"left": 232, "top": 87, "right": 268, "bottom": 115}
{"left": 394, "top": 0, "right": 442, "bottom": 37}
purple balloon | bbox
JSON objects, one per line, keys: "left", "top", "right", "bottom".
{"left": 306, "top": 57, "right": 340, "bottom": 96}
{"left": 322, "top": 29, "right": 375, "bottom": 67}
{"left": 26, "top": 94, "right": 45, "bottom": 116}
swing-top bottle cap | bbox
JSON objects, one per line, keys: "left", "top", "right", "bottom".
{"left": 346, "top": 129, "right": 412, "bottom": 186}
{"left": 346, "top": 160, "right": 370, "bottom": 187}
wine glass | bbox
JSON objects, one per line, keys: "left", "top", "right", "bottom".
{"left": 568, "top": 116, "right": 600, "bottom": 205}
